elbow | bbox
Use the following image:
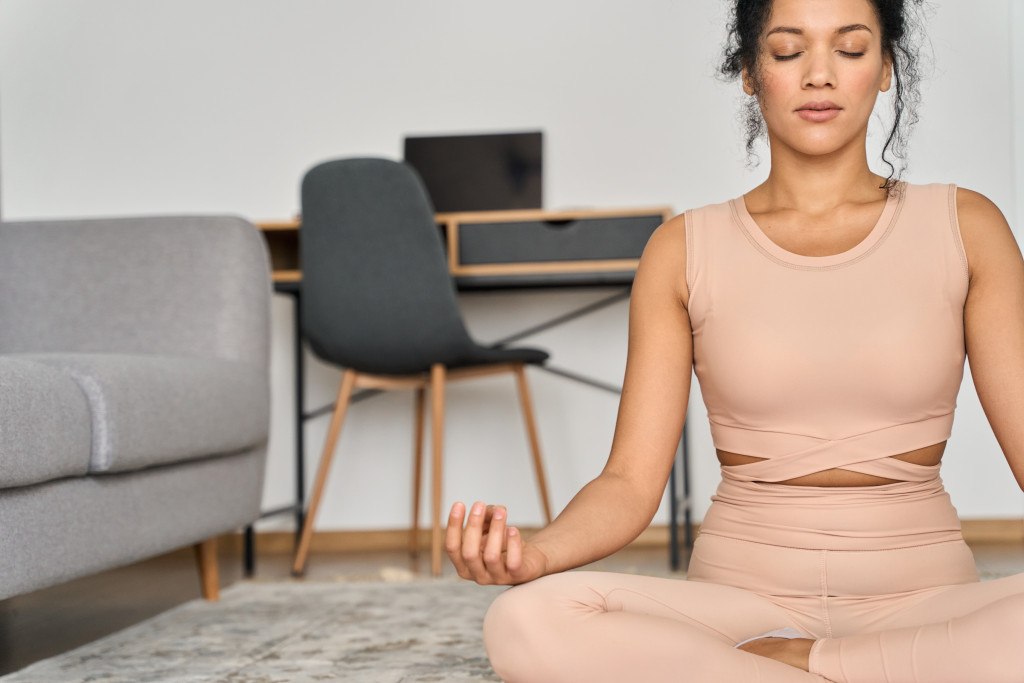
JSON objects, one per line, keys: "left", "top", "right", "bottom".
{"left": 597, "top": 468, "right": 665, "bottom": 535}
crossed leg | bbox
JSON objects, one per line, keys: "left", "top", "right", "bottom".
{"left": 809, "top": 572, "right": 1024, "bottom": 683}
{"left": 484, "top": 569, "right": 1024, "bottom": 683}
{"left": 483, "top": 570, "right": 830, "bottom": 683}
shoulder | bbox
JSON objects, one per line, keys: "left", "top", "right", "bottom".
{"left": 635, "top": 211, "right": 689, "bottom": 307}
{"left": 954, "top": 187, "right": 1018, "bottom": 283}
{"left": 645, "top": 211, "right": 688, "bottom": 255}
{"left": 640, "top": 197, "right": 735, "bottom": 260}
{"left": 955, "top": 186, "right": 1007, "bottom": 224}
{"left": 637, "top": 198, "right": 740, "bottom": 308}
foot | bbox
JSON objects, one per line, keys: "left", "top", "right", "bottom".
{"left": 736, "top": 636, "right": 814, "bottom": 671}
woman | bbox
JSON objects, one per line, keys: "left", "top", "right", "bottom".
{"left": 446, "top": 0, "right": 1024, "bottom": 680}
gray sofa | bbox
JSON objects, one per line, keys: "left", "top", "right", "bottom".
{"left": 0, "top": 215, "right": 271, "bottom": 601}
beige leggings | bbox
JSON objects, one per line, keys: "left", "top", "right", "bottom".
{"left": 483, "top": 477, "right": 1024, "bottom": 682}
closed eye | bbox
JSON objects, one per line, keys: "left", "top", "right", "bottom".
{"left": 773, "top": 52, "right": 803, "bottom": 61}
{"left": 838, "top": 51, "right": 866, "bottom": 57}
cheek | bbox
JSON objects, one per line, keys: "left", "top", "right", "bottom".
{"left": 755, "top": 71, "right": 786, "bottom": 109}
{"left": 847, "top": 68, "right": 884, "bottom": 102}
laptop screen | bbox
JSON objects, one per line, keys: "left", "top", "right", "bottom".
{"left": 403, "top": 131, "right": 543, "bottom": 213}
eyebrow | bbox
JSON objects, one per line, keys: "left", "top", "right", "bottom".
{"left": 766, "top": 24, "right": 873, "bottom": 37}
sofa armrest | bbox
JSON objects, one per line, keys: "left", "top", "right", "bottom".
{"left": 0, "top": 216, "right": 271, "bottom": 367}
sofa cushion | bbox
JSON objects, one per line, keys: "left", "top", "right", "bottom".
{"left": 0, "top": 357, "right": 92, "bottom": 489}
{"left": 16, "top": 353, "right": 269, "bottom": 474}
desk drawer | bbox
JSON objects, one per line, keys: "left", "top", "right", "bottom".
{"left": 448, "top": 211, "right": 667, "bottom": 288}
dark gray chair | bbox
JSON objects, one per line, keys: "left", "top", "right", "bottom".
{"left": 292, "top": 157, "right": 552, "bottom": 576}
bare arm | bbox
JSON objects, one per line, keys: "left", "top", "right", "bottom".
{"left": 447, "top": 213, "right": 694, "bottom": 583}
{"left": 958, "top": 188, "right": 1024, "bottom": 491}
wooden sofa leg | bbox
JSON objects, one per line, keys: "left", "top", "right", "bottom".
{"left": 194, "top": 537, "right": 220, "bottom": 602}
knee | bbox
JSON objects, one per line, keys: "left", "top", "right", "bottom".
{"left": 483, "top": 574, "right": 584, "bottom": 682}
{"left": 482, "top": 582, "right": 548, "bottom": 682}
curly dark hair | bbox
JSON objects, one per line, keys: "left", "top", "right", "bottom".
{"left": 720, "top": 0, "right": 926, "bottom": 190}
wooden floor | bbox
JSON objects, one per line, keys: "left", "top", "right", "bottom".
{"left": 1, "top": 538, "right": 1022, "bottom": 676}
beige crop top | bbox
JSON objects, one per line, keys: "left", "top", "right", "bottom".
{"left": 685, "top": 183, "right": 969, "bottom": 483}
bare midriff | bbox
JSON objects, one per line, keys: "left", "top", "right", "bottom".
{"left": 716, "top": 442, "right": 947, "bottom": 487}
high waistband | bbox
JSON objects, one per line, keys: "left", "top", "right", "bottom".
{"left": 699, "top": 471, "right": 964, "bottom": 551}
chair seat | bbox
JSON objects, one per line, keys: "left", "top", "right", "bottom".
{"left": 452, "top": 343, "right": 549, "bottom": 370}
{"left": 343, "top": 343, "right": 548, "bottom": 377}
{"left": 16, "top": 353, "right": 269, "bottom": 474}
{"left": 0, "top": 357, "right": 92, "bottom": 490}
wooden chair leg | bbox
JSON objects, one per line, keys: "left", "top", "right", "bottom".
{"left": 430, "top": 364, "right": 447, "bottom": 576}
{"left": 514, "top": 364, "right": 552, "bottom": 523}
{"left": 410, "top": 387, "right": 426, "bottom": 557}
{"left": 194, "top": 537, "right": 219, "bottom": 602}
{"left": 292, "top": 369, "right": 358, "bottom": 576}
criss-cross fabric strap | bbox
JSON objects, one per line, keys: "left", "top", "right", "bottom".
{"left": 713, "top": 413, "right": 953, "bottom": 483}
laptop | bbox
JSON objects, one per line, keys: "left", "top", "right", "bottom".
{"left": 403, "top": 131, "right": 543, "bottom": 213}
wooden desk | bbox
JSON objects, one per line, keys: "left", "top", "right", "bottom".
{"left": 250, "top": 205, "right": 693, "bottom": 574}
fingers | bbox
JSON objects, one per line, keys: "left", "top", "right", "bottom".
{"left": 445, "top": 501, "right": 520, "bottom": 585}
{"left": 460, "top": 501, "right": 490, "bottom": 580}
{"left": 482, "top": 506, "right": 508, "bottom": 579}
{"left": 445, "top": 502, "right": 470, "bottom": 579}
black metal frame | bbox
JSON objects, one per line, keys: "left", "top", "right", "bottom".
{"left": 243, "top": 283, "right": 693, "bottom": 575}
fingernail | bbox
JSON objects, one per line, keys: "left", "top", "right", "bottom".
{"left": 493, "top": 508, "right": 505, "bottom": 520}
{"left": 471, "top": 502, "right": 484, "bottom": 516}
{"left": 451, "top": 502, "right": 464, "bottom": 515}
{"left": 508, "top": 527, "right": 518, "bottom": 536}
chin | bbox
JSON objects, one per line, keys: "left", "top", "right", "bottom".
{"left": 770, "top": 130, "right": 863, "bottom": 160}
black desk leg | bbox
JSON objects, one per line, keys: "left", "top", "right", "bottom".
{"left": 683, "top": 420, "right": 693, "bottom": 548}
{"left": 293, "top": 289, "right": 306, "bottom": 542}
{"left": 669, "top": 459, "right": 680, "bottom": 571}
{"left": 244, "top": 526, "right": 255, "bottom": 575}
{"left": 243, "top": 287, "right": 306, "bottom": 576}
{"left": 669, "top": 421, "right": 693, "bottom": 572}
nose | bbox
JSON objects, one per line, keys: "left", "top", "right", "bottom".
{"left": 803, "top": 48, "right": 836, "bottom": 89}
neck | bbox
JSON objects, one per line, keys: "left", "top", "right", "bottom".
{"left": 754, "top": 133, "right": 888, "bottom": 213}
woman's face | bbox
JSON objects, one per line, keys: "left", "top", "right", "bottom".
{"left": 744, "top": 0, "right": 892, "bottom": 159}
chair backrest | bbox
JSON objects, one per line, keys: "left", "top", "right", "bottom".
{"left": 300, "top": 158, "right": 478, "bottom": 375}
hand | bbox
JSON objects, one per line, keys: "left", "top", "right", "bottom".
{"left": 445, "top": 501, "right": 548, "bottom": 585}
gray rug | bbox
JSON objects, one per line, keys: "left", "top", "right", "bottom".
{"left": 7, "top": 561, "right": 1008, "bottom": 682}
{"left": 0, "top": 578, "right": 507, "bottom": 682}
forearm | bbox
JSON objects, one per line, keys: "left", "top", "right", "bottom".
{"left": 526, "top": 469, "right": 660, "bottom": 576}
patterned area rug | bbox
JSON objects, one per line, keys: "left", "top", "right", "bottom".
{"left": 0, "top": 578, "right": 507, "bottom": 682}
{"left": 6, "top": 560, "right": 1010, "bottom": 682}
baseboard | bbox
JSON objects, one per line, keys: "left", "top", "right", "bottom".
{"left": 224, "top": 519, "right": 1024, "bottom": 554}
{"left": 221, "top": 525, "right": 687, "bottom": 554}
{"left": 959, "top": 519, "right": 1024, "bottom": 544}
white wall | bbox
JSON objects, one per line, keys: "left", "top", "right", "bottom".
{"left": 1, "top": 0, "right": 1021, "bottom": 531}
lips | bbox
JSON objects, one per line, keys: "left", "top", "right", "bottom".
{"left": 796, "top": 101, "right": 842, "bottom": 122}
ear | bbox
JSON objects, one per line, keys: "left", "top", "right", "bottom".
{"left": 742, "top": 66, "right": 756, "bottom": 96}
{"left": 880, "top": 53, "right": 893, "bottom": 93}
